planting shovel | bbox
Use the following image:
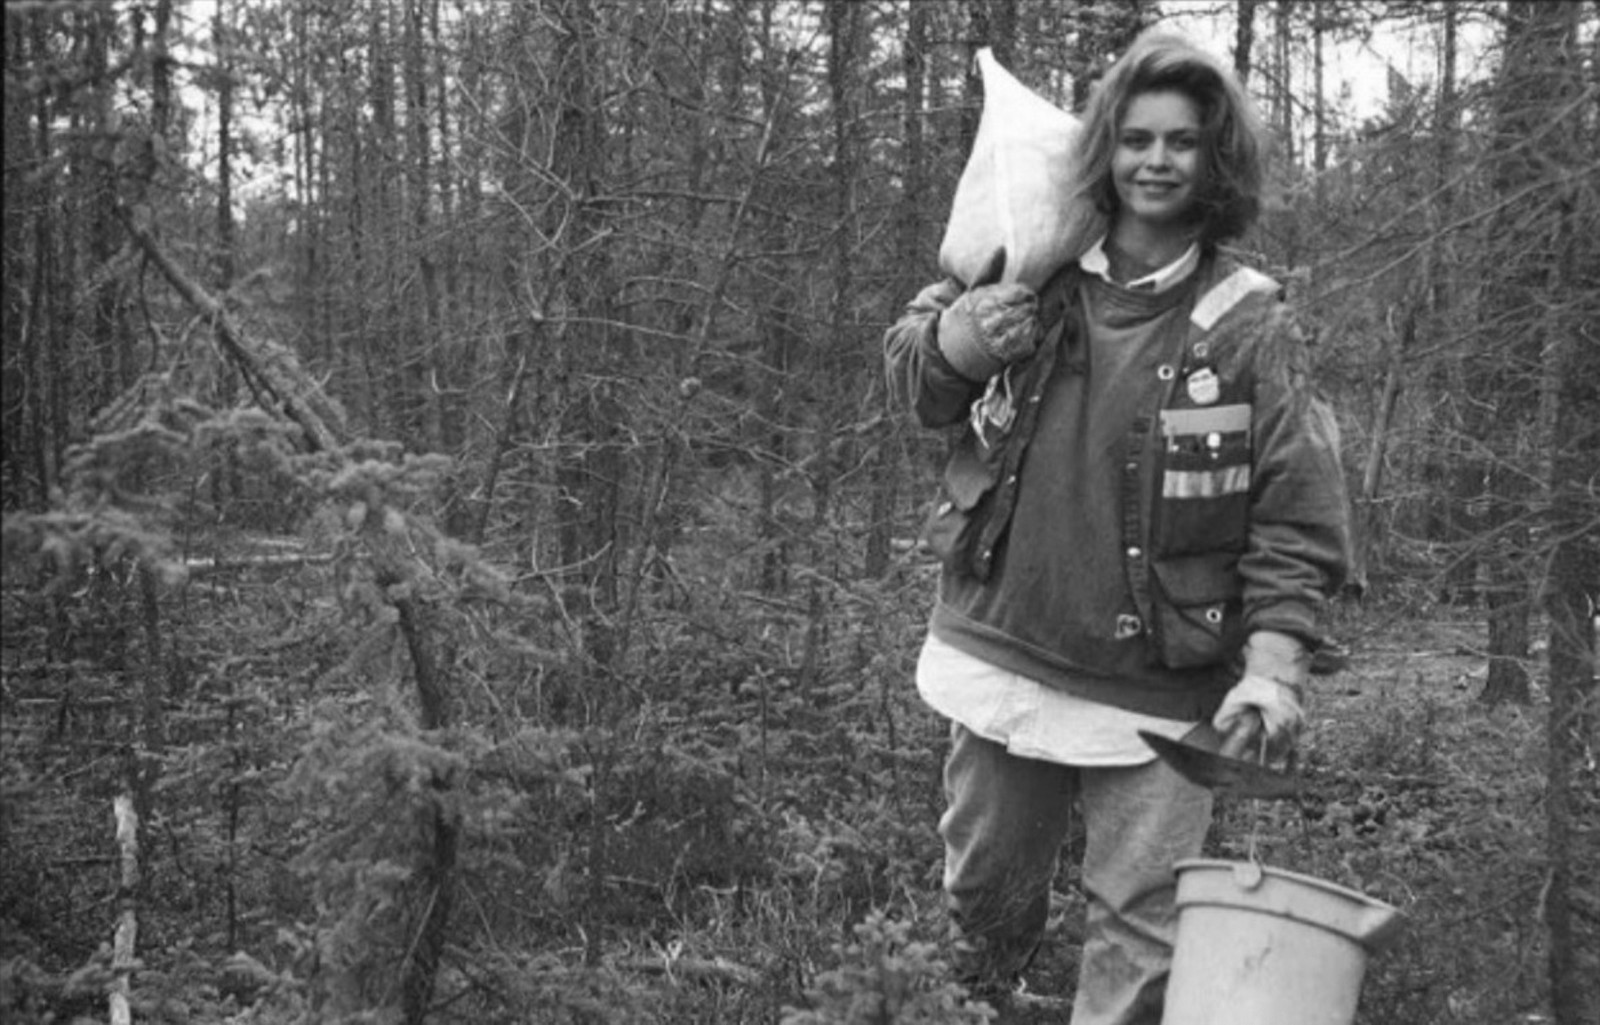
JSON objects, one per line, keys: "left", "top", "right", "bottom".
{"left": 1139, "top": 720, "right": 1302, "bottom": 801}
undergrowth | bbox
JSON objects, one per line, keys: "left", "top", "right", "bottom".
{"left": 0, "top": 398, "right": 1590, "bottom": 1024}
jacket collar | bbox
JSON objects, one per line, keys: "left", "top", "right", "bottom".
{"left": 1080, "top": 236, "right": 1200, "bottom": 294}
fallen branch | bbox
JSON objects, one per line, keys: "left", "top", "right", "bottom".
{"left": 117, "top": 206, "right": 346, "bottom": 453}
{"left": 109, "top": 794, "right": 139, "bottom": 1025}
{"left": 181, "top": 552, "right": 336, "bottom": 578}
{"left": 614, "top": 955, "right": 763, "bottom": 988}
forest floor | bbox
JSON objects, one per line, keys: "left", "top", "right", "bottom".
{"left": 0, "top": 567, "right": 1588, "bottom": 1024}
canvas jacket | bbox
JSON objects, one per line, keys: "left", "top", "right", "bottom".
{"left": 884, "top": 254, "right": 1351, "bottom": 720}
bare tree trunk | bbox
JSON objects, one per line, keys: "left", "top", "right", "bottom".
{"left": 989, "top": 0, "right": 1017, "bottom": 69}
{"left": 1539, "top": 5, "right": 1598, "bottom": 1019}
{"left": 214, "top": 1, "right": 236, "bottom": 291}
{"left": 403, "top": 0, "right": 444, "bottom": 452}
{"left": 1234, "top": 0, "right": 1257, "bottom": 83}
{"left": 963, "top": 0, "right": 989, "bottom": 148}
{"left": 1311, "top": 0, "right": 1326, "bottom": 178}
{"left": 5, "top": 19, "right": 53, "bottom": 507}
{"left": 211, "top": 0, "right": 244, "bottom": 515}
{"left": 800, "top": 0, "right": 865, "bottom": 686}
{"left": 387, "top": 575, "right": 458, "bottom": 1025}
{"left": 866, "top": 0, "right": 932, "bottom": 580}
{"left": 368, "top": 0, "right": 399, "bottom": 438}
{"left": 755, "top": 0, "right": 795, "bottom": 600}
{"left": 1476, "top": 0, "right": 1576, "bottom": 705}
{"left": 1544, "top": 323, "right": 1600, "bottom": 1021}
{"left": 1355, "top": 305, "right": 1410, "bottom": 592}
{"left": 547, "top": 0, "right": 623, "bottom": 669}
{"left": 1274, "top": 0, "right": 1294, "bottom": 171}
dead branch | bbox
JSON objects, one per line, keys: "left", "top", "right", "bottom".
{"left": 180, "top": 552, "right": 335, "bottom": 578}
{"left": 117, "top": 207, "right": 346, "bottom": 453}
{"left": 613, "top": 955, "right": 763, "bottom": 988}
{"left": 109, "top": 794, "right": 138, "bottom": 1025}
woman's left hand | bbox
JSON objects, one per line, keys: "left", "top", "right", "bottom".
{"left": 1214, "top": 674, "right": 1304, "bottom": 766}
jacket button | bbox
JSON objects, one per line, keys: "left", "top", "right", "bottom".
{"left": 1006, "top": 474, "right": 1018, "bottom": 485}
{"left": 1126, "top": 546, "right": 1143, "bottom": 559}
{"left": 1157, "top": 364, "right": 1176, "bottom": 381}
{"left": 1125, "top": 461, "right": 1138, "bottom": 473}
{"left": 937, "top": 501, "right": 953, "bottom": 515}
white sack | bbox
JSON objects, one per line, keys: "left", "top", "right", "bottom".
{"left": 938, "top": 49, "right": 1106, "bottom": 291}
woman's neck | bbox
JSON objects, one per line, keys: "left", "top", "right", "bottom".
{"left": 1110, "top": 219, "right": 1198, "bottom": 273}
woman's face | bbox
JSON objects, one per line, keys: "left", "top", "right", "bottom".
{"left": 1112, "top": 90, "right": 1203, "bottom": 235}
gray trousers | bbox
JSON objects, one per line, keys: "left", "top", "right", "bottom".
{"left": 939, "top": 724, "right": 1214, "bottom": 1025}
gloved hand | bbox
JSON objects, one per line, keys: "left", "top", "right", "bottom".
{"left": 1213, "top": 631, "right": 1310, "bottom": 766}
{"left": 936, "top": 249, "right": 1040, "bottom": 382}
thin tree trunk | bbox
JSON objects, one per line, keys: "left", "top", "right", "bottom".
{"left": 1311, "top": 0, "right": 1326, "bottom": 178}
{"left": 1234, "top": 0, "right": 1257, "bottom": 84}
{"left": 214, "top": 1, "right": 236, "bottom": 291}
{"left": 963, "top": 0, "right": 989, "bottom": 150}
{"left": 1355, "top": 306, "right": 1409, "bottom": 591}
{"left": 1477, "top": 1, "right": 1575, "bottom": 704}
{"left": 866, "top": 0, "right": 932, "bottom": 580}
{"left": 1275, "top": 0, "right": 1292, "bottom": 168}
{"left": 1539, "top": 5, "right": 1598, "bottom": 1018}
{"left": 389, "top": 584, "right": 458, "bottom": 1025}
{"left": 404, "top": 0, "right": 443, "bottom": 452}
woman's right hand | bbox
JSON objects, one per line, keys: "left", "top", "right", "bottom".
{"left": 937, "top": 281, "right": 1040, "bottom": 381}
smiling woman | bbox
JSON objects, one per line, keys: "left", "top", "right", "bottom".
{"left": 884, "top": 25, "right": 1352, "bottom": 1022}
{"left": 1072, "top": 30, "right": 1267, "bottom": 258}
{"left": 1111, "top": 90, "right": 1203, "bottom": 262}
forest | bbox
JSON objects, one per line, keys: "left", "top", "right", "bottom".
{"left": 1, "top": 0, "right": 1596, "bottom": 1023}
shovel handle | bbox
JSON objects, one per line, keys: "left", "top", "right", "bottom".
{"left": 1218, "top": 709, "right": 1265, "bottom": 762}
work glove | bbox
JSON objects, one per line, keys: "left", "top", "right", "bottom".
{"left": 1214, "top": 630, "right": 1310, "bottom": 768}
{"left": 936, "top": 250, "right": 1040, "bottom": 382}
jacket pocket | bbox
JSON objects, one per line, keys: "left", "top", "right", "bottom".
{"left": 1154, "top": 403, "right": 1252, "bottom": 557}
{"left": 1151, "top": 554, "right": 1244, "bottom": 669}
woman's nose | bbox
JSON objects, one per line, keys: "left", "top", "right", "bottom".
{"left": 1147, "top": 142, "right": 1171, "bottom": 168}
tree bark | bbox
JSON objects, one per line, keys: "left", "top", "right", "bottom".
{"left": 1274, "top": 0, "right": 1294, "bottom": 171}
{"left": 213, "top": 0, "right": 236, "bottom": 290}
{"left": 389, "top": 583, "right": 458, "bottom": 1025}
{"left": 1234, "top": 0, "right": 1257, "bottom": 84}
{"left": 548, "top": 0, "right": 624, "bottom": 667}
{"left": 1354, "top": 305, "right": 1409, "bottom": 591}
{"left": 1538, "top": 5, "right": 1598, "bottom": 1019}
{"left": 866, "top": 0, "right": 932, "bottom": 580}
{"left": 1476, "top": 1, "right": 1577, "bottom": 705}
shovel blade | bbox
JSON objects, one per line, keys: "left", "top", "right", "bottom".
{"left": 1139, "top": 729, "right": 1302, "bottom": 801}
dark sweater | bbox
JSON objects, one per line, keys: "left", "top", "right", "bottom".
{"left": 885, "top": 256, "right": 1350, "bottom": 720}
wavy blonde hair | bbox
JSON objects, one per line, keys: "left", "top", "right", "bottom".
{"left": 1073, "top": 28, "right": 1268, "bottom": 245}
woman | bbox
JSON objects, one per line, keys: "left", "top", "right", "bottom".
{"left": 883, "top": 29, "right": 1350, "bottom": 1024}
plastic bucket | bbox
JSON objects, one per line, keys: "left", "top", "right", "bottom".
{"left": 1161, "top": 859, "right": 1403, "bottom": 1025}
